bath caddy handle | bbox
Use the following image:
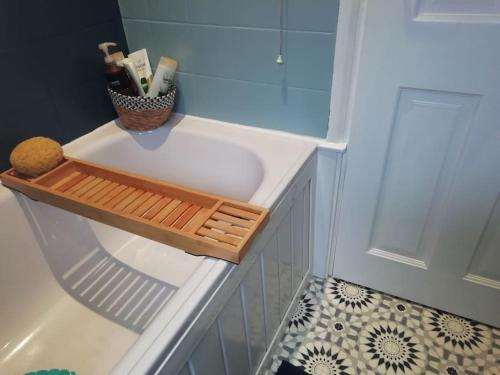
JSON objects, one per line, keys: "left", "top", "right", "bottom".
{"left": 0, "top": 157, "right": 269, "bottom": 264}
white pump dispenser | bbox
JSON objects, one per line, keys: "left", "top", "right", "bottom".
{"left": 98, "top": 42, "right": 117, "bottom": 64}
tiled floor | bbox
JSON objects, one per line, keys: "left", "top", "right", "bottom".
{"left": 268, "top": 277, "right": 500, "bottom": 375}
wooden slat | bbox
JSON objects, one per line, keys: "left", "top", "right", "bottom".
{"left": 172, "top": 205, "right": 201, "bottom": 230}
{"left": 66, "top": 175, "right": 95, "bottom": 195}
{"left": 81, "top": 179, "right": 111, "bottom": 200}
{"left": 133, "top": 194, "right": 162, "bottom": 217}
{"left": 96, "top": 185, "right": 127, "bottom": 206}
{"left": 182, "top": 207, "right": 210, "bottom": 232}
{"left": 123, "top": 191, "right": 153, "bottom": 214}
{"left": 204, "top": 219, "right": 247, "bottom": 237}
{"left": 56, "top": 172, "right": 88, "bottom": 192}
{"left": 89, "top": 182, "right": 119, "bottom": 203}
{"left": 221, "top": 200, "right": 264, "bottom": 215}
{"left": 143, "top": 196, "right": 172, "bottom": 220}
{"left": 75, "top": 158, "right": 217, "bottom": 208}
{"left": 73, "top": 177, "right": 103, "bottom": 198}
{"left": 197, "top": 227, "right": 241, "bottom": 246}
{"left": 152, "top": 199, "right": 181, "bottom": 223}
{"left": 218, "top": 204, "right": 260, "bottom": 221}
{"left": 97, "top": 184, "right": 127, "bottom": 205}
{"left": 162, "top": 201, "right": 191, "bottom": 227}
{"left": 186, "top": 201, "right": 224, "bottom": 234}
{"left": 114, "top": 189, "right": 144, "bottom": 211}
{"left": 211, "top": 212, "right": 253, "bottom": 229}
{"left": 106, "top": 186, "right": 136, "bottom": 208}
{"left": 50, "top": 171, "right": 80, "bottom": 191}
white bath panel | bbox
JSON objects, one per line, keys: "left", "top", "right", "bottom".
{"left": 261, "top": 235, "right": 281, "bottom": 347}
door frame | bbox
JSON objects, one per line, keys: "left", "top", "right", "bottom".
{"left": 325, "top": 0, "right": 365, "bottom": 275}
{"left": 326, "top": 0, "right": 365, "bottom": 144}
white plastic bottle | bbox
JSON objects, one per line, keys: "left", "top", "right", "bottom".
{"left": 147, "top": 57, "right": 178, "bottom": 97}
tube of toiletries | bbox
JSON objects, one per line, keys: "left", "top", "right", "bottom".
{"left": 122, "top": 58, "right": 146, "bottom": 96}
{"left": 147, "top": 57, "right": 178, "bottom": 98}
{"left": 128, "top": 49, "right": 153, "bottom": 86}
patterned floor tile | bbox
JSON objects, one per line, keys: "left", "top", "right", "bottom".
{"left": 268, "top": 277, "right": 500, "bottom": 375}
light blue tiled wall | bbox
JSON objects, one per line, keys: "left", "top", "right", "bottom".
{"left": 119, "top": 0, "right": 338, "bottom": 137}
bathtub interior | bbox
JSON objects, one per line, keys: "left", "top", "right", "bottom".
{"left": 65, "top": 117, "right": 265, "bottom": 202}
{"left": 0, "top": 195, "right": 213, "bottom": 374}
{"left": 0, "top": 116, "right": 315, "bottom": 374}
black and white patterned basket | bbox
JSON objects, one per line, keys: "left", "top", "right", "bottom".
{"left": 107, "top": 83, "right": 176, "bottom": 131}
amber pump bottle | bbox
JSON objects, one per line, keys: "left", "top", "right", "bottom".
{"left": 98, "top": 42, "right": 137, "bottom": 96}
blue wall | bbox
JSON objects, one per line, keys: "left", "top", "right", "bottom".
{"left": 119, "top": 0, "right": 338, "bottom": 138}
{"left": 0, "top": 0, "right": 127, "bottom": 171}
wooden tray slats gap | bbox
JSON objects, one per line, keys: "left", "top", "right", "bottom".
{"left": 0, "top": 158, "right": 269, "bottom": 263}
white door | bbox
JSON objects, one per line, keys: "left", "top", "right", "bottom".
{"left": 333, "top": 0, "right": 500, "bottom": 326}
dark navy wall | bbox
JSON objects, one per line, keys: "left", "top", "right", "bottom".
{"left": 0, "top": 0, "right": 127, "bottom": 171}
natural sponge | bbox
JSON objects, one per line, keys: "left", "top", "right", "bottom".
{"left": 10, "top": 137, "right": 64, "bottom": 177}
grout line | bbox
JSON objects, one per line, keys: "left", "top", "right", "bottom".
{"left": 122, "top": 18, "right": 336, "bottom": 35}
{"left": 175, "top": 71, "right": 331, "bottom": 94}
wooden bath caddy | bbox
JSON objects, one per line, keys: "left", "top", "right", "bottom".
{"left": 0, "top": 158, "right": 269, "bottom": 263}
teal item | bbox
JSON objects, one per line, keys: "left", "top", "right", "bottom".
{"left": 25, "top": 369, "right": 75, "bottom": 375}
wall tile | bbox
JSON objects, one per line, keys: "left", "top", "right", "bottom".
{"left": 0, "top": 1, "right": 23, "bottom": 50}
{"left": 18, "top": 0, "right": 121, "bottom": 44}
{"left": 284, "top": 86, "right": 330, "bottom": 137}
{"left": 35, "top": 21, "right": 128, "bottom": 93}
{"left": 0, "top": 2, "right": 125, "bottom": 169}
{"left": 149, "top": 0, "right": 188, "bottom": 22}
{"left": 190, "top": 25, "right": 234, "bottom": 77}
{"left": 51, "top": 80, "right": 116, "bottom": 143}
{"left": 119, "top": 0, "right": 150, "bottom": 19}
{"left": 196, "top": 75, "right": 329, "bottom": 137}
{"left": 151, "top": 23, "right": 194, "bottom": 72}
{"left": 232, "top": 0, "right": 280, "bottom": 29}
{"left": 174, "top": 73, "right": 199, "bottom": 115}
{"left": 123, "top": 20, "right": 157, "bottom": 65}
{"left": 287, "top": 0, "right": 339, "bottom": 32}
{"left": 196, "top": 76, "right": 280, "bottom": 129}
{"left": 286, "top": 31, "right": 335, "bottom": 91}
{"left": 230, "top": 28, "right": 284, "bottom": 85}
{"left": 0, "top": 50, "right": 48, "bottom": 116}
{"left": 187, "top": 0, "right": 233, "bottom": 25}
{"left": 0, "top": 98, "right": 63, "bottom": 171}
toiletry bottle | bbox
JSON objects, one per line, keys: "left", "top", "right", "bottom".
{"left": 147, "top": 57, "right": 178, "bottom": 97}
{"left": 98, "top": 42, "right": 137, "bottom": 96}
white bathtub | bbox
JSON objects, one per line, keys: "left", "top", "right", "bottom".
{"left": 0, "top": 114, "right": 316, "bottom": 374}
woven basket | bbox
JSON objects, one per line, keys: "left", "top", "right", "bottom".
{"left": 108, "top": 84, "right": 176, "bottom": 131}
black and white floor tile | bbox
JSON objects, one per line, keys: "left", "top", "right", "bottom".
{"left": 268, "top": 277, "right": 500, "bottom": 375}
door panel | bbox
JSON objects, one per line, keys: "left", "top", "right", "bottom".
{"left": 370, "top": 88, "right": 479, "bottom": 262}
{"left": 333, "top": 0, "right": 500, "bottom": 326}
